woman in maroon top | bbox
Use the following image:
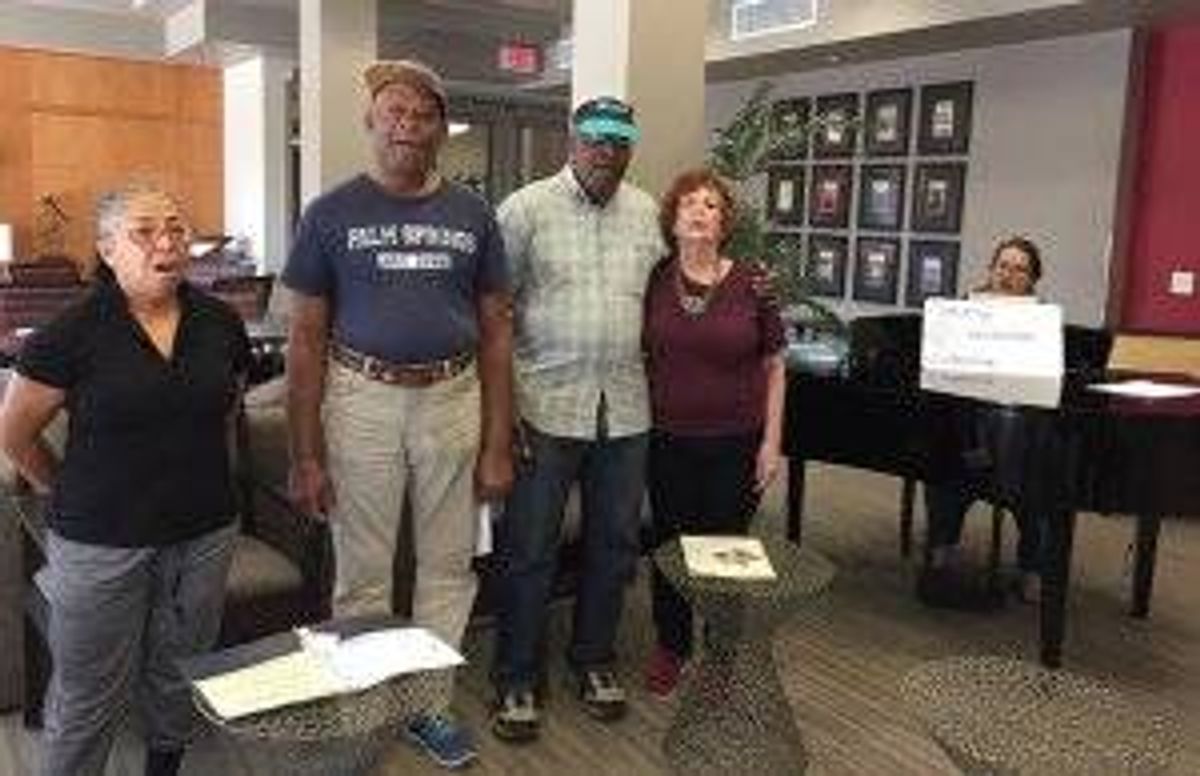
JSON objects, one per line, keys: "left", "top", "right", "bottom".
{"left": 642, "top": 168, "right": 786, "bottom": 697}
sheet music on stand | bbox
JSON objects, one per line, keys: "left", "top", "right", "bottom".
{"left": 920, "top": 298, "right": 1064, "bottom": 408}
{"left": 193, "top": 626, "right": 463, "bottom": 721}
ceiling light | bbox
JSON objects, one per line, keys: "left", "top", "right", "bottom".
{"left": 448, "top": 122, "right": 471, "bottom": 137}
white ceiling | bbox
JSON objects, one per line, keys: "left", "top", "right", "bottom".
{"left": 16, "top": 0, "right": 293, "bottom": 17}
{"left": 14, "top": 0, "right": 563, "bottom": 19}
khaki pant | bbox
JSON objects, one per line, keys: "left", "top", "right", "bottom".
{"left": 323, "top": 360, "right": 481, "bottom": 657}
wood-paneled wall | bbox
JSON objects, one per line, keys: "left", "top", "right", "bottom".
{"left": 0, "top": 46, "right": 222, "bottom": 274}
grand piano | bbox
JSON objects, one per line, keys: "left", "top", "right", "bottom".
{"left": 784, "top": 313, "right": 1200, "bottom": 667}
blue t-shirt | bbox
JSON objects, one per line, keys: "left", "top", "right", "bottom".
{"left": 283, "top": 175, "right": 510, "bottom": 363}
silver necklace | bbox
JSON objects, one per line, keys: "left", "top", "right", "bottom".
{"left": 675, "top": 266, "right": 718, "bottom": 317}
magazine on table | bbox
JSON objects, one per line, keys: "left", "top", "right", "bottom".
{"left": 193, "top": 626, "right": 463, "bottom": 720}
{"left": 680, "top": 535, "right": 776, "bottom": 580}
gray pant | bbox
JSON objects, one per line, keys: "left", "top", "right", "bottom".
{"left": 37, "top": 523, "right": 237, "bottom": 776}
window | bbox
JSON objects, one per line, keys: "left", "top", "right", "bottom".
{"left": 730, "top": 0, "right": 818, "bottom": 40}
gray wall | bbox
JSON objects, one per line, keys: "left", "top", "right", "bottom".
{"left": 706, "top": 29, "right": 1132, "bottom": 326}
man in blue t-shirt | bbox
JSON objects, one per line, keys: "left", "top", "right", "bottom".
{"left": 281, "top": 59, "right": 513, "bottom": 769}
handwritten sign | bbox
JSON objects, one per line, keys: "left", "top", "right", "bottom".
{"left": 920, "top": 298, "right": 1064, "bottom": 407}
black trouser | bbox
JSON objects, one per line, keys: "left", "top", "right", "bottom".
{"left": 647, "top": 429, "right": 761, "bottom": 658}
{"left": 925, "top": 480, "right": 1042, "bottom": 572}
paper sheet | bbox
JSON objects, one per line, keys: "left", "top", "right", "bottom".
{"left": 193, "top": 627, "right": 464, "bottom": 720}
{"left": 194, "top": 650, "right": 341, "bottom": 721}
{"left": 1087, "top": 379, "right": 1200, "bottom": 400}
{"left": 681, "top": 536, "right": 776, "bottom": 580}
{"left": 325, "top": 628, "right": 465, "bottom": 690}
{"left": 475, "top": 502, "right": 493, "bottom": 557}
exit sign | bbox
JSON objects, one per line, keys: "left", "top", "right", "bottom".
{"left": 498, "top": 43, "right": 541, "bottom": 75}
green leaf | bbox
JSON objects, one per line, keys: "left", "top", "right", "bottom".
{"left": 707, "top": 80, "right": 847, "bottom": 337}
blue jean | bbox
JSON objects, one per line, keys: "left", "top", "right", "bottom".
{"left": 492, "top": 424, "right": 648, "bottom": 693}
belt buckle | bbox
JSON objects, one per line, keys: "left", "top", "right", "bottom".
{"left": 361, "top": 354, "right": 384, "bottom": 381}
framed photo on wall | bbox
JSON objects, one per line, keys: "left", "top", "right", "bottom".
{"left": 812, "top": 93, "right": 859, "bottom": 158}
{"left": 768, "top": 97, "right": 810, "bottom": 161}
{"left": 905, "top": 240, "right": 960, "bottom": 307}
{"left": 917, "top": 81, "right": 974, "bottom": 155}
{"left": 864, "top": 88, "right": 913, "bottom": 156}
{"left": 911, "top": 162, "right": 966, "bottom": 233}
{"left": 804, "top": 233, "right": 849, "bottom": 298}
{"left": 857, "top": 164, "right": 907, "bottom": 232}
{"left": 853, "top": 237, "right": 901, "bottom": 304}
{"left": 767, "top": 165, "right": 806, "bottom": 226}
{"left": 807, "top": 164, "right": 853, "bottom": 229}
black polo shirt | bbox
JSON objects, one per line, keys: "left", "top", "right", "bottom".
{"left": 15, "top": 274, "right": 251, "bottom": 547}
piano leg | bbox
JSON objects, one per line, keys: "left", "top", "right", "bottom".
{"left": 786, "top": 458, "right": 806, "bottom": 546}
{"left": 899, "top": 478, "right": 916, "bottom": 558}
{"left": 1131, "top": 514, "right": 1162, "bottom": 618}
{"left": 1039, "top": 508, "right": 1077, "bottom": 669}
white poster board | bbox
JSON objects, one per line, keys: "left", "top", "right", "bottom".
{"left": 920, "top": 298, "right": 1064, "bottom": 408}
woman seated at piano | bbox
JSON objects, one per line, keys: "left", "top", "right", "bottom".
{"left": 641, "top": 168, "right": 787, "bottom": 697}
{"left": 921, "top": 235, "right": 1044, "bottom": 607}
{"left": 0, "top": 183, "right": 251, "bottom": 776}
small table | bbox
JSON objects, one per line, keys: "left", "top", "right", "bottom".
{"left": 181, "top": 616, "right": 449, "bottom": 776}
{"left": 901, "top": 656, "right": 1181, "bottom": 775}
{"left": 654, "top": 535, "right": 835, "bottom": 776}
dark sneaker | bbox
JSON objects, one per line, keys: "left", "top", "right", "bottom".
{"left": 644, "top": 646, "right": 685, "bottom": 699}
{"left": 574, "top": 668, "right": 627, "bottom": 721}
{"left": 405, "top": 713, "right": 478, "bottom": 769}
{"left": 491, "top": 688, "right": 540, "bottom": 743}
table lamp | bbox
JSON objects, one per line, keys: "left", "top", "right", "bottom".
{"left": 0, "top": 224, "right": 12, "bottom": 263}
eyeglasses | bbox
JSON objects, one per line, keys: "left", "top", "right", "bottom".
{"left": 577, "top": 134, "right": 632, "bottom": 150}
{"left": 125, "top": 222, "right": 190, "bottom": 248}
{"left": 994, "top": 259, "right": 1032, "bottom": 275}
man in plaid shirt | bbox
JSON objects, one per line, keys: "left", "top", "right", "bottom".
{"left": 490, "top": 96, "right": 664, "bottom": 743}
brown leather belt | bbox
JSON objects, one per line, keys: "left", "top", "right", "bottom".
{"left": 329, "top": 342, "right": 474, "bottom": 387}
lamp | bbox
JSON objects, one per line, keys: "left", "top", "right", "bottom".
{"left": 0, "top": 224, "right": 12, "bottom": 263}
{"left": 189, "top": 234, "right": 233, "bottom": 260}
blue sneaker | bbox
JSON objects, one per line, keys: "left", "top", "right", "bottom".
{"left": 405, "top": 713, "right": 478, "bottom": 769}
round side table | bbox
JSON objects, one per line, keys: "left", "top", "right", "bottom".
{"left": 654, "top": 535, "right": 835, "bottom": 776}
{"left": 901, "top": 655, "right": 1181, "bottom": 775}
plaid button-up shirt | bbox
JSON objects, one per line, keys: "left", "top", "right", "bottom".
{"left": 499, "top": 167, "right": 664, "bottom": 440}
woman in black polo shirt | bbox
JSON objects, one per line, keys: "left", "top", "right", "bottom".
{"left": 0, "top": 184, "right": 251, "bottom": 776}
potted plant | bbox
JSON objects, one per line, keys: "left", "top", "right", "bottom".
{"left": 708, "top": 82, "right": 850, "bottom": 372}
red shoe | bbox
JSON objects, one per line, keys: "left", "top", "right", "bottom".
{"left": 644, "top": 646, "right": 684, "bottom": 699}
